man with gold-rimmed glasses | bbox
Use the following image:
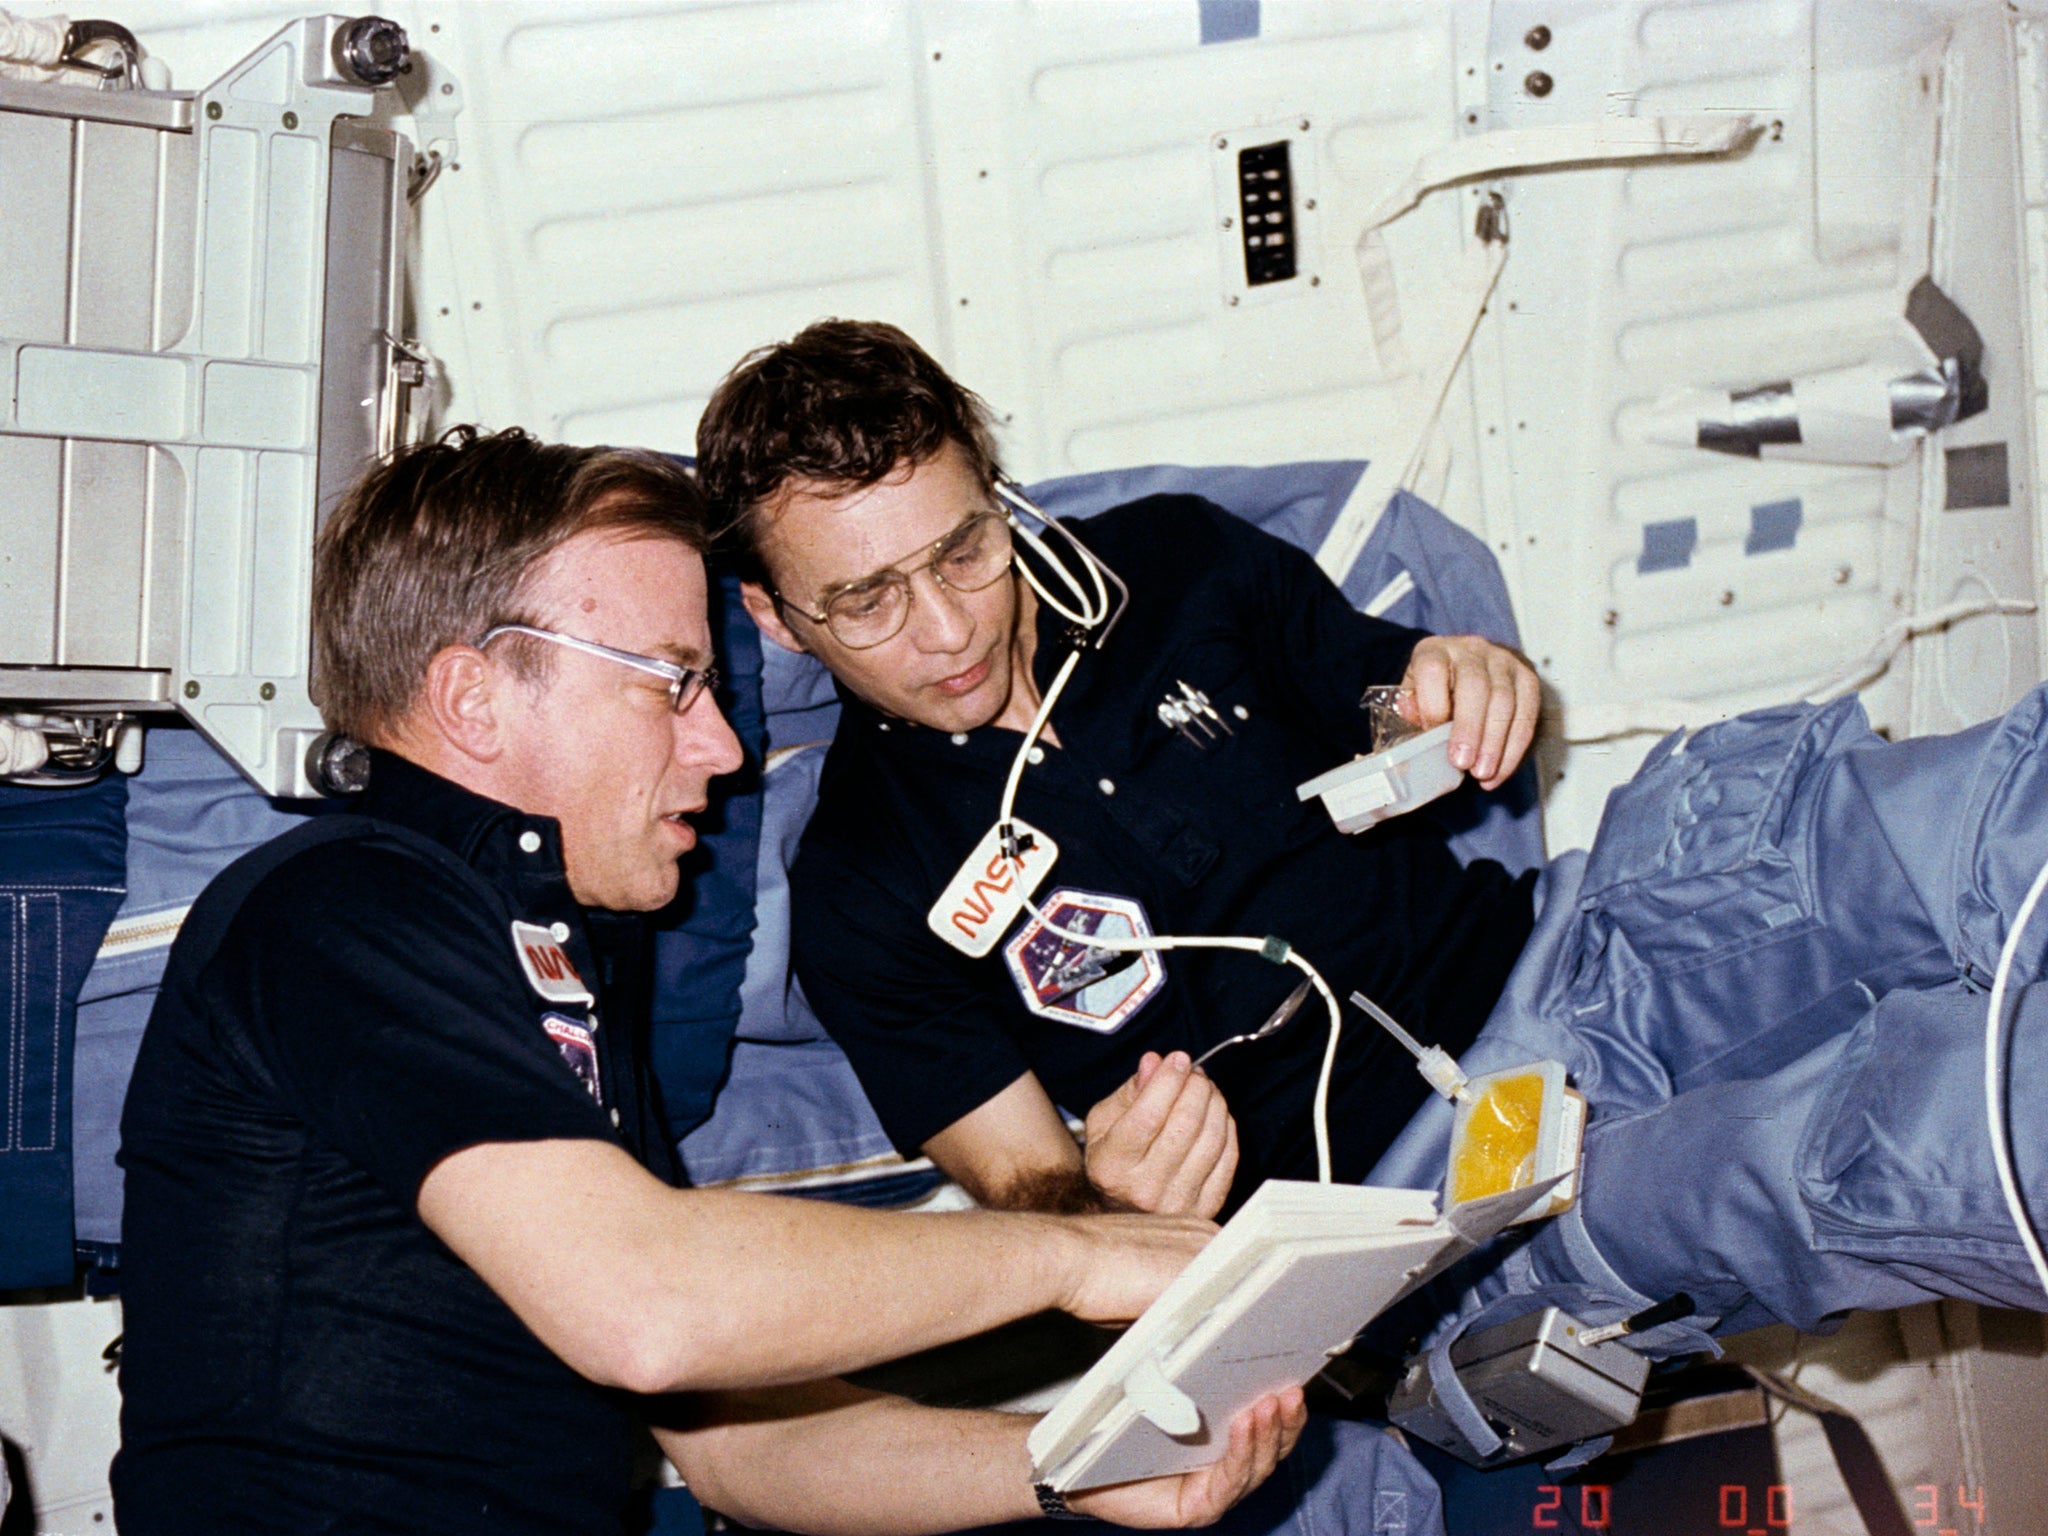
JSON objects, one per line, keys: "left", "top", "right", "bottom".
{"left": 701, "top": 318, "right": 2048, "bottom": 1409}
{"left": 760, "top": 507, "right": 1018, "bottom": 653}
{"left": 700, "top": 320, "right": 1542, "bottom": 1223}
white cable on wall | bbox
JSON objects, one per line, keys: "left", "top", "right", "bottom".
{"left": 1315, "top": 114, "right": 1762, "bottom": 589}
{"left": 1553, "top": 596, "right": 2038, "bottom": 745}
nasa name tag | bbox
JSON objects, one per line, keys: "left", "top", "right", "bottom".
{"left": 511, "top": 920, "right": 595, "bottom": 1006}
{"left": 926, "top": 819, "right": 1060, "bottom": 959}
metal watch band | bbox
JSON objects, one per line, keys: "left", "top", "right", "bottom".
{"left": 1033, "top": 1481, "right": 1089, "bottom": 1521}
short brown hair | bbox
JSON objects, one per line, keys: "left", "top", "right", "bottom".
{"left": 312, "top": 425, "right": 707, "bottom": 741}
{"left": 694, "top": 319, "right": 1000, "bottom": 582}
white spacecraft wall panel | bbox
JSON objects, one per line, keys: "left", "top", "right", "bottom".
{"left": 407, "top": 0, "right": 947, "bottom": 456}
{"left": 11, "top": 0, "right": 2031, "bottom": 835}
{"left": 2014, "top": 14, "right": 2048, "bottom": 700}
{"left": 34, "top": 0, "right": 2036, "bottom": 781}
{"left": 924, "top": 1, "right": 1457, "bottom": 481}
{"left": 403, "top": 0, "right": 1471, "bottom": 498}
{"left": 1469, "top": 0, "right": 2039, "bottom": 846}
{"left": 1902, "top": 2, "right": 2039, "bottom": 741}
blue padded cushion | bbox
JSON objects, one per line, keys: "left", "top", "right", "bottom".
{"left": 74, "top": 728, "right": 326, "bottom": 1247}
{"left": 648, "top": 570, "right": 768, "bottom": 1144}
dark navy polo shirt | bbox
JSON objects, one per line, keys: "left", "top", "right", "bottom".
{"left": 791, "top": 496, "right": 1535, "bottom": 1205}
{"left": 115, "top": 751, "right": 675, "bottom": 1536}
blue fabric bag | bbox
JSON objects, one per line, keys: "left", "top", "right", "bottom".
{"left": 1380, "top": 684, "right": 2048, "bottom": 1350}
{"left": 0, "top": 773, "right": 127, "bottom": 1288}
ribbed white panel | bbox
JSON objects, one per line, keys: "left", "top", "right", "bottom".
{"left": 1471, "top": 0, "right": 1919, "bottom": 845}
{"left": 924, "top": 1, "right": 1456, "bottom": 479}
{"left": 1468, "top": 0, "right": 2038, "bottom": 848}
{"left": 402, "top": 0, "right": 944, "bottom": 453}
{"left": 396, "top": 0, "right": 1465, "bottom": 483}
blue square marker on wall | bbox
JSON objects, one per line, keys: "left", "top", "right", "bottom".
{"left": 1745, "top": 498, "right": 1802, "bottom": 555}
{"left": 1637, "top": 517, "right": 1698, "bottom": 574}
{"left": 1200, "top": 0, "right": 1260, "bottom": 44}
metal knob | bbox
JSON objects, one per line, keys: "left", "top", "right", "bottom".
{"left": 334, "top": 15, "right": 410, "bottom": 87}
{"left": 307, "top": 732, "right": 372, "bottom": 796}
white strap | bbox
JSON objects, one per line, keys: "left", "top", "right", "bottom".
{"left": 1360, "top": 116, "right": 1760, "bottom": 240}
{"left": 1316, "top": 114, "right": 1762, "bottom": 585}
{"left": 0, "top": 8, "right": 69, "bottom": 80}
{"left": 1361, "top": 569, "right": 1417, "bottom": 620}
{"left": 1315, "top": 235, "right": 1505, "bottom": 584}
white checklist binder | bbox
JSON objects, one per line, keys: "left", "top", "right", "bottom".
{"left": 1028, "top": 1178, "right": 1552, "bottom": 1492}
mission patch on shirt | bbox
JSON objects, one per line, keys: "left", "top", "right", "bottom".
{"left": 1002, "top": 888, "right": 1165, "bottom": 1032}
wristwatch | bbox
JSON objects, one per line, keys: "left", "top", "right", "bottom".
{"left": 1034, "top": 1481, "right": 1090, "bottom": 1521}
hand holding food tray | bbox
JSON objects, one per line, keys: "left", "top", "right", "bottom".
{"left": 1028, "top": 1176, "right": 1561, "bottom": 1493}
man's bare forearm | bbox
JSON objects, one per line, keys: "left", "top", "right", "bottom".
{"left": 419, "top": 1138, "right": 1208, "bottom": 1395}
{"left": 634, "top": 1183, "right": 1104, "bottom": 1387}
{"left": 656, "top": 1381, "right": 1040, "bottom": 1536}
{"left": 658, "top": 1376, "right": 1310, "bottom": 1535}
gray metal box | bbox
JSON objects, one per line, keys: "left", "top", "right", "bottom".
{"left": 0, "top": 16, "right": 420, "bottom": 794}
{"left": 1388, "top": 1306, "right": 1651, "bottom": 1468}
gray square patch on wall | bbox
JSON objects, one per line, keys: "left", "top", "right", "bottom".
{"left": 1638, "top": 517, "right": 1698, "bottom": 574}
{"left": 1945, "top": 443, "right": 2009, "bottom": 510}
{"left": 1744, "top": 498, "right": 1802, "bottom": 555}
{"left": 1199, "top": 0, "right": 1260, "bottom": 44}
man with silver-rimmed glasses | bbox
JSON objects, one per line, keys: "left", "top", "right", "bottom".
{"left": 113, "top": 424, "right": 1321, "bottom": 1536}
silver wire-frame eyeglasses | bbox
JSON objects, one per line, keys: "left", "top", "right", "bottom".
{"left": 771, "top": 510, "right": 1015, "bottom": 650}
{"left": 477, "top": 624, "right": 720, "bottom": 715}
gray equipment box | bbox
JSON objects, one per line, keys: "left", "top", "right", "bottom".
{"left": 0, "top": 16, "right": 421, "bottom": 795}
{"left": 1387, "top": 1305, "right": 1652, "bottom": 1468}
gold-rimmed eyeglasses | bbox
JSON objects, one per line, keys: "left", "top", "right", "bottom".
{"left": 770, "top": 510, "right": 1015, "bottom": 650}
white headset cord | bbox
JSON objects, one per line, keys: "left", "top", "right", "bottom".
{"left": 989, "top": 603, "right": 1343, "bottom": 1184}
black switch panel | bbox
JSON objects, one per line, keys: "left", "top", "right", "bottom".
{"left": 1237, "top": 141, "right": 1297, "bottom": 286}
